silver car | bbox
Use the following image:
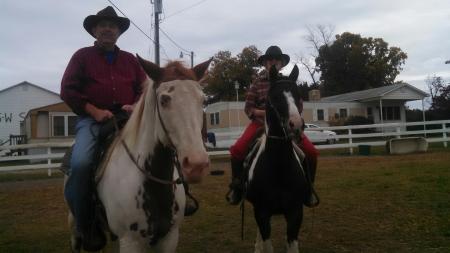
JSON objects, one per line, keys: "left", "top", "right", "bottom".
{"left": 304, "top": 123, "right": 339, "bottom": 144}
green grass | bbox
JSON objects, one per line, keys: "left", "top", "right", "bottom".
{"left": 0, "top": 169, "right": 63, "bottom": 183}
{"left": 0, "top": 150, "right": 449, "bottom": 252}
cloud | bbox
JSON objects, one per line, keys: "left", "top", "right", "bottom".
{"left": 1, "top": 0, "right": 450, "bottom": 94}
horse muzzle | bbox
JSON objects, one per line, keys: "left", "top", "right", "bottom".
{"left": 180, "top": 151, "right": 209, "bottom": 183}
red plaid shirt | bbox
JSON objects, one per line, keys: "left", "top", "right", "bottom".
{"left": 61, "top": 43, "right": 147, "bottom": 115}
{"left": 244, "top": 73, "right": 303, "bottom": 124}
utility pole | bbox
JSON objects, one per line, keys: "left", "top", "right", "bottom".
{"left": 154, "top": 0, "right": 162, "bottom": 65}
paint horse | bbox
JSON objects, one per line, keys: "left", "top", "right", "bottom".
{"left": 246, "top": 65, "right": 307, "bottom": 253}
{"left": 66, "top": 56, "right": 211, "bottom": 252}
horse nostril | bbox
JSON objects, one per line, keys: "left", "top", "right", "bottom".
{"left": 289, "top": 121, "right": 295, "bottom": 128}
{"left": 182, "top": 157, "right": 190, "bottom": 168}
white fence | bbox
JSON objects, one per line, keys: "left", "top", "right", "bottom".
{"left": 1, "top": 120, "right": 449, "bottom": 173}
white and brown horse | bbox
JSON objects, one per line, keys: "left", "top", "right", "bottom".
{"left": 67, "top": 57, "right": 211, "bottom": 252}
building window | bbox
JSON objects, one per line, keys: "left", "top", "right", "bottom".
{"left": 317, "top": 109, "right": 324, "bottom": 121}
{"left": 51, "top": 114, "right": 77, "bottom": 137}
{"left": 68, "top": 116, "right": 77, "bottom": 135}
{"left": 214, "top": 112, "right": 220, "bottom": 125}
{"left": 210, "top": 112, "right": 220, "bottom": 125}
{"left": 378, "top": 106, "right": 401, "bottom": 120}
{"left": 53, "top": 116, "right": 65, "bottom": 136}
{"left": 367, "top": 107, "right": 373, "bottom": 118}
{"left": 339, "top": 108, "right": 348, "bottom": 118}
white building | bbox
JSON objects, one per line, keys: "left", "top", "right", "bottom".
{"left": 204, "top": 83, "right": 428, "bottom": 146}
{"left": 0, "top": 81, "right": 62, "bottom": 145}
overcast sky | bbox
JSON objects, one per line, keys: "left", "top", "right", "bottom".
{"left": 1, "top": 0, "right": 450, "bottom": 105}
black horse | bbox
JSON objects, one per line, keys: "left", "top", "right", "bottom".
{"left": 245, "top": 65, "right": 308, "bottom": 253}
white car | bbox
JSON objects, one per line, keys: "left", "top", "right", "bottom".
{"left": 304, "top": 123, "right": 339, "bottom": 144}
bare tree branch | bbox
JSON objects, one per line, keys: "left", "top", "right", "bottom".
{"left": 297, "top": 24, "right": 335, "bottom": 86}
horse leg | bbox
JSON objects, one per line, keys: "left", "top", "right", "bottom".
{"left": 254, "top": 229, "right": 274, "bottom": 253}
{"left": 154, "top": 183, "right": 185, "bottom": 253}
{"left": 152, "top": 226, "right": 180, "bottom": 253}
{"left": 254, "top": 208, "right": 273, "bottom": 253}
{"left": 119, "top": 234, "right": 147, "bottom": 253}
{"left": 283, "top": 206, "right": 303, "bottom": 253}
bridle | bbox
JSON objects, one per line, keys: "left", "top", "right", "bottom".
{"left": 116, "top": 85, "right": 184, "bottom": 185}
{"left": 266, "top": 94, "right": 297, "bottom": 141}
{"left": 115, "top": 85, "right": 200, "bottom": 212}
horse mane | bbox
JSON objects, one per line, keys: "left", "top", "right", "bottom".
{"left": 115, "top": 78, "right": 153, "bottom": 149}
{"left": 161, "top": 61, "right": 197, "bottom": 82}
{"left": 100, "top": 61, "right": 198, "bottom": 168}
{"left": 96, "top": 78, "right": 153, "bottom": 177}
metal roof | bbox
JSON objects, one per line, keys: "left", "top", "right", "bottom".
{"left": 0, "top": 81, "right": 59, "bottom": 96}
{"left": 319, "top": 83, "right": 428, "bottom": 102}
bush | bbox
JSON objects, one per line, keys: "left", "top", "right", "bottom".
{"left": 344, "top": 116, "right": 375, "bottom": 134}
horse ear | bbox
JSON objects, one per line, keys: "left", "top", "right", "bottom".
{"left": 269, "top": 65, "right": 278, "bottom": 83}
{"left": 136, "top": 54, "right": 163, "bottom": 85}
{"left": 289, "top": 65, "right": 299, "bottom": 82}
{"left": 192, "top": 57, "right": 213, "bottom": 81}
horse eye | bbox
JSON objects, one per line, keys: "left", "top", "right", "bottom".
{"left": 160, "top": 94, "right": 171, "bottom": 107}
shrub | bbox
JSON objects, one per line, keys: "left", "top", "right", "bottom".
{"left": 344, "top": 116, "right": 375, "bottom": 134}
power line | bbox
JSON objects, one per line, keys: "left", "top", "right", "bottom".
{"left": 164, "top": 0, "right": 208, "bottom": 19}
{"left": 106, "top": 0, "right": 155, "bottom": 43}
{"left": 159, "top": 28, "right": 192, "bottom": 54}
{"left": 105, "top": 0, "right": 170, "bottom": 60}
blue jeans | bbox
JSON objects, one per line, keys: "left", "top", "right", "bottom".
{"left": 64, "top": 116, "right": 100, "bottom": 232}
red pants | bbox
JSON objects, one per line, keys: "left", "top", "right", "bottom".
{"left": 230, "top": 121, "right": 319, "bottom": 162}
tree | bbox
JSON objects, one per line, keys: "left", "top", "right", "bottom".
{"left": 296, "top": 81, "right": 311, "bottom": 101}
{"left": 426, "top": 75, "right": 450, "bottom": 118}
{"left": 204, "top": 46, "right": 260, "bottom": 102}
{"left": 316, "top": 32, "right": 408, "bottom": 96}
{"left": 296, "top": 24, "right": 335, "bottom": 87}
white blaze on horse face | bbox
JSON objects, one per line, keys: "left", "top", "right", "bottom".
{"left": 156, "top": 80, "right": 209, "bottom": 183}
{"left": 283, "top": 91, "right": 302, "bottom": 130}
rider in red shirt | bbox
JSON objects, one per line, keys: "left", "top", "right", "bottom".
{"left": 226, "top": 46, "right": 319, "bottom": 206}
{"left": 61, "top": 7, "right": 147, "bottom": 251}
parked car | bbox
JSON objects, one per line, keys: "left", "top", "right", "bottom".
{"left": 304, "top": 123, "right": 338, "bottom": 144}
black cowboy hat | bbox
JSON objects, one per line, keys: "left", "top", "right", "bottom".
{"left": 83, "top": 6, "right": 130, "bottom": 37}
{"left": 257, "top": 45, "right": 290, "bottom": 67}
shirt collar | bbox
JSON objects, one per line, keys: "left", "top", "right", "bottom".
{"left": 93, "top": 42, "right": 120, "bottom": 55}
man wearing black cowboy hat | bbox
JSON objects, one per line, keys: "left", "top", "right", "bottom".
{"left": 60, "top": 6, "right": 148, "bottom": 251}
{"left": 226, "top": 45, "right": 319, "bottom": 207}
